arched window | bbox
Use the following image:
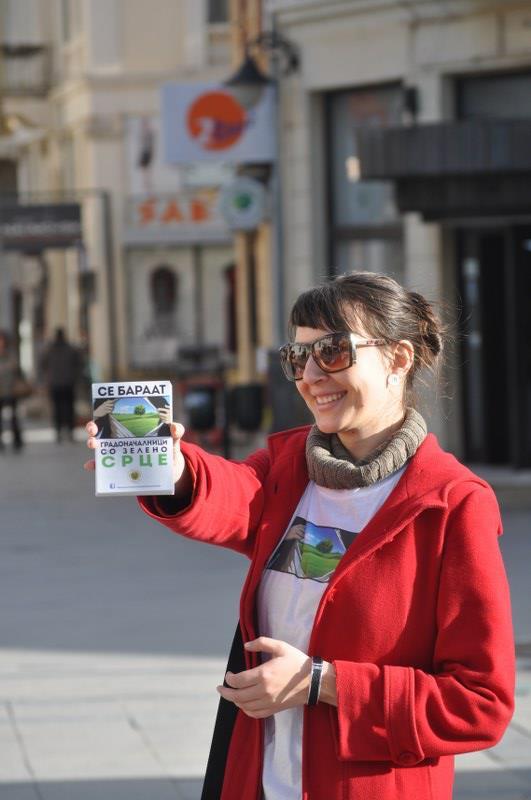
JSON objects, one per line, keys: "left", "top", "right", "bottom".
{"left": 224, "top": 263, "right": 236, "bottom": 353}
{"left": 150, "top": 266, "right": 177, "bottom": 315}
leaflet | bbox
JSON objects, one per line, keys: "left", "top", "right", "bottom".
{"left": 91, "top": 380, "right": 174, "bottom": 496}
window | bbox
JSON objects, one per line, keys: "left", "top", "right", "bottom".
{"left": 0, "top": 160, "right": 17, "bottom": 193}
{"left": 150, "top": 266, "right": 178, "bottom": 316}
{"left": 326, "top": 84, "right": 404, "bottom": 279}
{"left": 328, "top": 85, "right": 403, "bottom": 229}
{"left": 458, "top": 70, "right": 531, "bottom": 120}
{"left": 208, "top": 0, "right": 229, "bottom": 24}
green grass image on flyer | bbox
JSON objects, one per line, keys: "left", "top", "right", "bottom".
{"left": 106, "top": 396, "right": 168, "bottom": 437}
{"left": 112, "top": 412, "right": 161, "bottom": 436}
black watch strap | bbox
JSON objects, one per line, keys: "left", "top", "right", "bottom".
{"left": 307, "top": 657, "right": 323, "bottom": 706}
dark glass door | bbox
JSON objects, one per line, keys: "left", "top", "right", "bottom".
{"left": 458, "top": 226, "right": 531, "bottom": 467}
{"left": 511, "top": 225, "right": 531, "bottom": 467}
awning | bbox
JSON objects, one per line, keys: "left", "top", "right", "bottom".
{"left": 357, "top": 119, "right": 531, "bottom": 219}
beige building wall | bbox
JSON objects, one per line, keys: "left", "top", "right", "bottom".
{"left": 3, "top": 0, "right": 233, "bottom": 381}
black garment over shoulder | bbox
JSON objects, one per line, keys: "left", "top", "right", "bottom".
{"left": 201, "top": 624, "right": 246, "bottom": 800}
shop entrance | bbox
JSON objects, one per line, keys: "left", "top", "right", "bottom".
{"left": 457, "top": 225, "right": 531, "bottom": 468}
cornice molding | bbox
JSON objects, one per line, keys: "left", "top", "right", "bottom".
{"left": 47, "top": 64, "right": 231, "bottom": 98}
{"left": 268, "top": 0, "right": 529, "bottom": 27}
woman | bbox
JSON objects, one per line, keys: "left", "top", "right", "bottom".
{"left": 85, "top": 272, "right": 514, "bottom": 800}
{"left": 0, "top": 329, "right": 24, "bottom": 451}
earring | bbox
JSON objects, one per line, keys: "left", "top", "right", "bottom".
{"left": 387, "top": 373, "right": 400, "bottom": 387}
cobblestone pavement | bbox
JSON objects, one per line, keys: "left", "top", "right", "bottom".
{"left": 0, "top": 428, "right": 530, "bottom": 799}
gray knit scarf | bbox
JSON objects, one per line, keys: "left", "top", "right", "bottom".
{"left": 305, "top": 407, "right": 427, "bottom": 489}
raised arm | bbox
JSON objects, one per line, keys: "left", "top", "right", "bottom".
{"left": 85, "top": 420, "right": 271, "bottom": 558}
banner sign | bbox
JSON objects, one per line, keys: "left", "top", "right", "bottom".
{"left": 0, "top": 203, "right": 82, "bottom": 251}
{"left": 162, "top": 82, "right": 276, "bottom": 164}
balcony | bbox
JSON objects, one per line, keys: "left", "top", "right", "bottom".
{"left": 0, "top": 43, "right": 52, "bottom": 96}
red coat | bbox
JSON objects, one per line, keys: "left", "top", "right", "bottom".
{"left": 140, "top": 428, "right": 515, "bottom": 800}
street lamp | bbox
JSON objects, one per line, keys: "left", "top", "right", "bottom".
{"left": 223, "top": 31, "right": 309, "bottom": 433}
{"left": 225, "top": 51, "right": 271, "bottom": 110}
{"left": 223, "top": 30, "right": 299, "bottom": 348}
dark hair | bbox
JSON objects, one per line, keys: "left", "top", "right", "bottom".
{"left": 288, "top": 272, "right": 444, "bottom": 406}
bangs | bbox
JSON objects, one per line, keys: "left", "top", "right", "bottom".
{"left": 288, "top": 284, "right": 365, "bottom": 339}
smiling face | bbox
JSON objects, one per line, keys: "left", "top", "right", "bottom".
{"left": 294, "top": 324, "right": 408, "bottom": 459}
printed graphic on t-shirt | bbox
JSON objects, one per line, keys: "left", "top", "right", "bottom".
{"left": 265, "top": 516, "right": 358, "bottom": 583}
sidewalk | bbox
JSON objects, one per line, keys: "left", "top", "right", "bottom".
{"left": 0, "top": 428, "right": 530, "bottom": 799}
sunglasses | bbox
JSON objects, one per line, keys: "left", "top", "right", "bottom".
{"left": 279, "top": 332, "right": 386, "bottom": 382}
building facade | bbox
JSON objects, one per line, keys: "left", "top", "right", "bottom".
{"left": 269, "top": 0, "right": 531, "bottom": 467}
{"left": 0, "top": 0, "right": 237, "bottom": 386}
{"left": 3, "top": 0, "right": 531, "bottom": 465}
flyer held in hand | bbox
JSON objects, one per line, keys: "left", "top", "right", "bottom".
{"left": 91, "top": 380, "right": 174, "bottom": 496}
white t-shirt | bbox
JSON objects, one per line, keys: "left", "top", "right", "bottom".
{"left": 257, "top": 467, "right": 405, "bottom": 800}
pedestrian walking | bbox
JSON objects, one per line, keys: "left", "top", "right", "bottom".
{"left": 0, "top": 329, "right": 24, "bottom": 451}
{"left": 85, "top": 271, "right": 515, "bottom": 800}
{"left": 41, "top": 328, "right": 81, "bottom": 442}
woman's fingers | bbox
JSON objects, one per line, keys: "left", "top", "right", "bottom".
{"left": 85, "top": 422, "right": 97, "bottom": 475}
{"left": 170, "top": 423, "right": 187, "bottom": 486}
{"left": 170, "top": 422, "right": 185, "bottom": 441}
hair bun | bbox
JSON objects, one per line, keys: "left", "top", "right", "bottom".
{"left": 408, "top": 291, "right": 443, "bottom": 360}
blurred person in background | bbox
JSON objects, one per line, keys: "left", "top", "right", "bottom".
{"left": 85, "top": 272, "right": 514, "bottom": 800}
{"left": 0, "top": 329, "right": 24, "bottom": 452}
{"left": 41, "top": 328, "right": 81, "bottom": 443}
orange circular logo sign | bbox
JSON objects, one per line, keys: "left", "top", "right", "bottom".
{"left": 187, "top": 91, "right": 248, "bottom": 151}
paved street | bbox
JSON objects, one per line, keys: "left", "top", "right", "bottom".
{"left": 0, "top": 430, "right": 530, "bottom": 799}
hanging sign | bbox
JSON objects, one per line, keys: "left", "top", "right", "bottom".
{"left": 219, "top": 177, "right": 267, "bottom": 230}
{"left": 162, "top": 82, "right": 275, "bottom": 164}
{"left": 0, "top": 203, "right": 82, "bottom": 251}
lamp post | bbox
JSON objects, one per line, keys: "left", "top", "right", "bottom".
{"left": 223, "top": 31, "right": 310, "bottom": 433}
{"left": 224, "top": 30, "right": 299, "bottom": 349}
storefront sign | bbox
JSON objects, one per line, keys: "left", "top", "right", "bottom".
{"left": 162, "top": 82, "right": 275, "bottom": 164}
{"left": 0, "top": 203, "right": 82, "bottom": 250}
{"left": 126, "top": 189, "right": 225, "bottom": 230}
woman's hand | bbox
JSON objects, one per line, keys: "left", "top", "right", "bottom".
{"left": 216, "top": 637, "right": 312, "bottom": 719}
{"left": 168, "top": 422, "right": 189, "bottom": 489}
{"left": 84, "top": 420, "right": 100, "bottom": 471}
{"left": 84, "top": 419, "right": 192, "bottom": 499}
